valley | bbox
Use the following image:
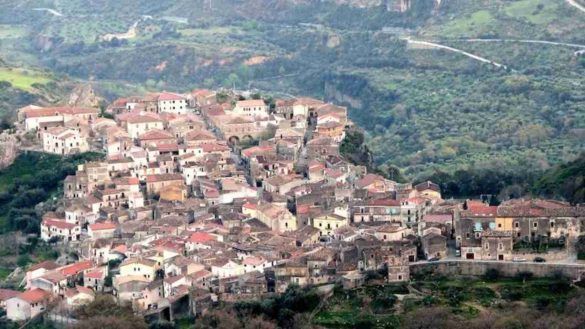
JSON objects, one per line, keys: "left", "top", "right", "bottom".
{"left": 0, "top": 0, "right": 583, "bottom": 190}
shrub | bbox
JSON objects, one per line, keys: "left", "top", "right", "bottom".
{"left": 516, "top": 271, "right": 534, "bottom": 281}
{"left": 484, "top": 268, "right": 500, "bottom": 281}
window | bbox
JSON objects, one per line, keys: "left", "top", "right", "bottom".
{"left": 550, "top": 221, "right": 555, "bottom": 228}
{"left": 498, "top": 223, "right": 502, "bottom": 228}
{"left": 533, "top": 222, "right": 538, "bottom": 228}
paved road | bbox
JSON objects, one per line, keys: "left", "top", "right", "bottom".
{"left": 566, "top": 0, "right": 585, "bottom": 13}
{"left": 448, "top": 38, "right": 585, "bottom": 49}
{"left": 402, "top": 37, "right": 508, "bottom": 69}
{"left": 412, "top": 258, "right": 585, "bottom": 267}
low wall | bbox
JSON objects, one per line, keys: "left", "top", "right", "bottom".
{"left": 410, "top": 261, "right": 585, "bottom": 280}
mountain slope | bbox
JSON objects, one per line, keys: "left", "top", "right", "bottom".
{"left": 0, "top": 0, "right": 583, "bottom": 179}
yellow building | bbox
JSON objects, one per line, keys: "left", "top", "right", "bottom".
{"left": 119, "top": 258, "right": 158, "bottom": 281}
{"left": 495, "top": 217, "right": 514, "bottom": 231}
{"left": 313, "top": 214, "right": 348, "bottom": 236}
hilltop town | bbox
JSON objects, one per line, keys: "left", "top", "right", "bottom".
{"left": 2, "top": 89, "right": 584, "bottom": 325}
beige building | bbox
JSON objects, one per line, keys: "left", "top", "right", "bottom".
{"left": 124, "top": 113, "right": 164, "bottom": 139}
{"left": 233, "top": 99, "right": 269, "bottom": 117}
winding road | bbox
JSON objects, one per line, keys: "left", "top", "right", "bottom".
{"left": 402, "top": 37, "right": 508, "bottom": 69}
{"left": 454, "top": 38, "right": 585, "bottom": 49}
{"left": 566, "top": 0, "right": 585, "bottom": 13}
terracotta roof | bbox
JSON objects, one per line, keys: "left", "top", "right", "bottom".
{"left": 59, "top": 260, "right": 93, "bottom": 276}
{"left": 126, "top": 113, "right": 162, "bottom": 124}
{"left": 367, "top": 198, "right": 400, "bottom": 207}
{"left": 356, "top": 174, "right": 386, "bottom": 189}
{"left": 415, "top": 181, "right": 440, "bottom": 192}
{"left": 157, "top": 92, "right": 186, "bottom": 101}
{"left": 16, "top": 288, "right": 50, "bottom": 304}
{"left": 146, "top": 173, "right": 183, "bottom": 183}
{"left": 89, "top": 222, "right": 117, "bottom": 231}
{"left": 42, "top": 219, "right": 76, "bottom": 230}
{"left": 139, "top": 129, "right": 174, "bottom": 141}
{"left": 423, "top": 214, "right": 452, "bottom": 223}
{"left": 235, "top": 99, "right": 266, "bottom": 108}
{"left": 0, "top": 289, "right": 19, "bottom": 301}
{"left": 85, "top": 270, "right": 104, "bottom": 279}
{"left": 188, "top": 232, "right": 215, "bottom": 243}
{"left": 28, "top": 260, "right": 59, "bottom": 272}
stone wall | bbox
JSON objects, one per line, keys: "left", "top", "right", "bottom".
{"left": 410, "top": 261, "right": 585, "bottom": 280}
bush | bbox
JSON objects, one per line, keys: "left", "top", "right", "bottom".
{"left": 516, "top": 271, "right": 534, "bottom": 281}
{"left": 484, "top": 268, "right": 500, "bottom": 281}
{"left": 17, "top": 254, "right": 32, "bottom": 267}
{"left": 501, "top": 286, "right": 524, "bottom": 301}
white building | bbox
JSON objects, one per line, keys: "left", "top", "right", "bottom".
{"left": 42, "top": 127, "right": 89, "bottom": 155}
{"left": 6, "top": 289, "right": 51, "bottom": 321}
{"left": 157, "top": 92, "right": 188, "bottom": 115}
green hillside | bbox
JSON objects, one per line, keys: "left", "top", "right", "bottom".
{"left": 0, "top": 0, "right": 583, "bottom": 180}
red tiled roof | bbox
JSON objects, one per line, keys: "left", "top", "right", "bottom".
{"left": 157, "top": 92, "right": 186, "bottom": 101}
{"left": 28, "top": 260, "right": 59, "bottom": 272}
{"left": 17, "top": 288, "right": 50, "bottom": 304}
{"left": 139, "top": 129, "right": 174, "bottom": 141}
{"left": 89, "top": 222, "right": 117, "bottom": 231}
{"left": 0, "top": 289, "right": 19, "bottom": 301}
{"left": 59, "top": 260, "right": 93, "bottom": 277}
{"left": 42, "top": 219, "right": 76, "bottom": 230}
{"left": 85, "top": 270, "right": 104, "bottom": 279}
{"left": 236, "top": 99, "right": 266, "bottom": 107}
{"left": 146, "top": 173, "right": 183, "bottom": 183}
{"left": 188, "top": 232, "right": 215, "bottom": 244}
{"left": 125, "top": 113, "right": 162, "bottom": 124}
{"left": 368, "top": 198, "right": 400, "bottom": 207}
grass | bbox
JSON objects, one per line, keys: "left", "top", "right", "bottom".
{"left": 504, "top": 0, "right": 559, "bottom": 25}
{"left": 0, "top": 25, "right": 27, "bottom": 39}
{"left": 178, "top": 26, "right": 236, "bottom": 37}
{"left": 0, "top": 268, "right": 12, "bottom": 280}
{"left": 439, "top": 10, "right": 497, "bottom": 37}
{"left": 0, "top": 68, "right": 51, "bottom": 91}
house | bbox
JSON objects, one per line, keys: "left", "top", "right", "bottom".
{"left": 42, "top": 127, "right": 89, "bottom": 155}
{"left": 84, "top": 269, "right": 106, "bottom": 292}
{"left": 353, "top": 199, "right": 402, "bottom": 223}
{"left": 65, "top": 286, "right": 95, "bottom": 308}
{"left": 138, "top": 129, "right": 175, "bottom": 147}
{"left": 146, "top": 173, "right": 184, "bottom": 195}
{"left": 88, "top": 221, "right": 118, "bottom": 239}
{"left": 0, "top": 289, "right": 19, "bottom": 309}
{"left": 29, "top": 271, "right": 67, "bottom": 296}
{"left": 414, "top": 181, "right": 442, "bottom": 201}
{"left": 243, "top": 202, "right": 298, "bottom": 233}
{"left": 40, "top": 215, "right": 81, "bottom": 242}
{"left": 23, "top": 106, "right": 98, "bottom": 131}
{"left": 6, "top": 288, "right": 51, "bottom": 321}
{"left": 421, "top": 228, "right": 447, "bottom": 259}
{"left": 119, "top": 258, "right": 158, "bottom": 281}
{"left": 211, "top": 259, "right": 245, "bottom": 279}
{"left": 355, "top": 174, "right": 395, "bottom": 194}
{"left": 313, "top": 214, "right": 348, "bottom": 236}
{"left": 233, "top": 99, "right": 269, "bottom": 117}
{"left": 124, "top": 113, "right": 164, "bottom": 139}
{"left": 374, "top": 224, "right": 411, "bottom": 242}
{"left": 155, "top": 92, "right": 188, "bottom": 114}
{"left": 25, "top": 261, "right": 59, "bottom": 289}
